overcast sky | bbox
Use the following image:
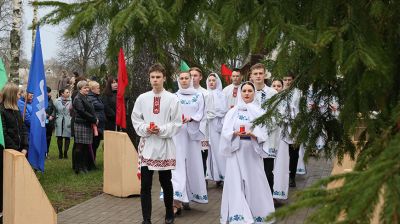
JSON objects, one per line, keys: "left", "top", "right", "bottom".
{"left": 23, "top": 1, "right": 67, "bottom": 61}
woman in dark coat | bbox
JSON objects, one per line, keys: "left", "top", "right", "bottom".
{"left": 102, "top": 76, "right": 117, "bottom": 130}
{"left": 45, "top": 86, "right": 56, "bottom": 158}
{"left": 70, "top": 76, "right": 87, "bottom": 169}
{"left": 0, "top": 83, "right": 29, "bottom": 219}
{"left": 87, "top": 81, "right": 106, "bottom": 161}
{"left": 72, "top": 80, "right": 98, "bottom": 174}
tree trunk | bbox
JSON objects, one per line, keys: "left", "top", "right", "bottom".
{"left": 31, "top": 0, "right": 38, "bottom": 52}
{"left": 10, "top": 0, "right": 22, "bottom": 83}
{"left": 125, "top": 44, "right": 156, "bottom": 147}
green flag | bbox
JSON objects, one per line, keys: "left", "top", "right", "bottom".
{"left": 180, "top": 60, "right": 190, "bottom": 72}
{"left": 0, "top": 58, "right": 8, "bottom": 149}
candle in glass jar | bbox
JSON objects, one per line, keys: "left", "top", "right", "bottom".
{"left": 150, "top": 122, "right": 155, "bottom": 129}
{"left": 240, "top": 125, "right": 245, "bottom": 133}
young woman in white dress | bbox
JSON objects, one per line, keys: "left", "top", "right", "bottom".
{"left": 205, "top": 73, "right": 228, "bottom": 186}
{"left": 170, "top": 71, "right": 208, "bottom": 215}
{"left": 271, "top": 79, "right": 290, "bottom": 200}
{"left": 220, "top": 82, "right": 275, "bottom": 224}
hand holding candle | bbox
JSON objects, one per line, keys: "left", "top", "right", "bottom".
{"left": 148, "top": 122, "right": 160, "bottom": 135}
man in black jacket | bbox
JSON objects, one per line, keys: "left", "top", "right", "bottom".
{"left": 45, "top": 86, "right": 56, "bottom": 158}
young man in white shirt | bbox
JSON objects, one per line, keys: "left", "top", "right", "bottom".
{"left": 189, "top": 67, "right": 208, "bottom": 177}
{"left": 283, "top": 73, "right": 301, "bottom": 188}
{"left": 222, "top": 68, "right": 242, "bottom": 108}
{"left": 131, "top": 63, "right": 182, "bottom": 224}
{"left": 190, "top": 67, "right": 207, "bottom": 95}
{"left": 250, "top": 63, "right": 278, "bottom": 197}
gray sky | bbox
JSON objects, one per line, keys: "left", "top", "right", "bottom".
{"left": 23, "top": 1, "right": 67, "bottom": 61}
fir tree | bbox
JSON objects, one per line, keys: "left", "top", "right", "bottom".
{"left": 214, "top": 1, "right": 400, "bottom": 223}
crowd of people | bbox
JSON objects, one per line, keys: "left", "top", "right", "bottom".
{"left": 131, "top": 62, "right": 327, "bottom": 224}
{"left": 0, "top": 70, "right": 121, "bottom": 222}
{"left": 0, "top": 72, "right": 121, "bottom": 222}
{"left": 0, "top": 61, "right": 330, "bottom": 224}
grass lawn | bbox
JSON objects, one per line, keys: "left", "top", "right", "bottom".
{"left": 37, "top": 136, "right": 104, "bottom": 213}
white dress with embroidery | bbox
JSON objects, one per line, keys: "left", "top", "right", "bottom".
{"left": 131, "top": 90, "right": 182, "bottom": 170}
{"left": 205, "top": 74, "right": 228, "bottom": 182}
{"left": 273, "top": 89, "right": 301, "bottom": 199}
{"left": 220, "top": 109, "right": 275, "bottom": 224}
{"left": 196, "top": 86, "right": 210, "bottom": 150}
{"left": 171, "top": 92, "right": 208, "bottom": 203}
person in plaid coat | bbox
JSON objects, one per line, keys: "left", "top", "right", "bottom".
{"left": 72, "top": 80, "right": 98, "bottom": 174}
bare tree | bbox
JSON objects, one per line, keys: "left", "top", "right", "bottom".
{"left": 57, "top": 24, "right": 108, "bottom": 75}
{"left": 9, "top": 0, "right": 22, "bottom": 82}
{"left": 0, "top": 0, "right": 12, "bottom": 70}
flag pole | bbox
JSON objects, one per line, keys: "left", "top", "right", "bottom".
{"left": 22, "top": 92, "right": 28, "bottom": 122}
{"left": 23, "top": 10, "right": 38, "bottom": 121}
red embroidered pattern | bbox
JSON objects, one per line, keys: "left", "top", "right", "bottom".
{"left": 233, "top": 86, "right": 238, "bottom": 97}
{"left": 153, "top": 96, "right": 161, "bottom": 114}
{"left": 140, "top": 156, "right": 176, "bottom": 168}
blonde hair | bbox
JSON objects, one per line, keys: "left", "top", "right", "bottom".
{"left": 250, "top": 63, "right": 266, "bottom": 73}
{"left": 189, "top": 67, "right": 202, "bottom": 76}
{"left": 2, "top": 83, "right": 19, "bottom": 110}
{"left": 88, "top": 81, "right": 100, "bottom": 90}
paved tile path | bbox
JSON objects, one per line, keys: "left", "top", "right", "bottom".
{"left": 58, "top": 158, "right": 332, "bottom": 224}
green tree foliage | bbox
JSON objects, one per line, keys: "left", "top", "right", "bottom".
{"left": 36, "top": 0, "right": 400, "bottom": 223}
{"left": 35, "top": 0, "right": 247, "bottom": 75}
{"left": 213, "top": 1, "right": 400, "bottom": 223}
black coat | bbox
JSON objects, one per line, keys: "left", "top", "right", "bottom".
{"left": 73, "top": 93, "right": 97, "bottom": 126}
{"left": 46, "top": 96, "right": 56, "bottom": 129}
{"left": 102, "top": 91, "right": 116, "bottom": 130}
{"left": 0, "top": 104, "right": 29, "bottom": 151}
{"left": 87, "top": 91, "right": 106, "bottom": 133}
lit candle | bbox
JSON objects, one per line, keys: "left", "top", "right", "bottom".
{"left": 150, "top": 122, "right": 155, "bottom": 129}
{"left": 240, "top": 125, "right": 245, "bottom": 133}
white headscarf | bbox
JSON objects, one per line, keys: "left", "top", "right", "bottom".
{"left": 219, "top": 82, "right": 274, "bottom": 157}
{"left": 177, "top": 73, "right": 197, "bottom": 95}
{"left": 206, "top": 73, "right": 228, "bottom": 119}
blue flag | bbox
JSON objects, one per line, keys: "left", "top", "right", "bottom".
{"left": 27, "top": 26, "right": 48, "bottom": 172}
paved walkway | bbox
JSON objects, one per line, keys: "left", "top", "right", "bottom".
{"left": 58, "top": 158, "right": 332, "bottom": 224}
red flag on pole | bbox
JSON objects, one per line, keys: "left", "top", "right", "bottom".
{"left": 221, "top": 64, "right": 233, "bottom": 84}
{"left": 116, "top": 48, "right": 129, "bottom": 129}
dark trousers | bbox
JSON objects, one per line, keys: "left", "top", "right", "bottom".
{"left": 57, "top": 137, "right": 70, "bottom": 158}
{"left": 72, "top": 142, "right": 76, "bottom": 170}
{"left": 92, "top": 133, "right": 103, "bottom": 161}
{"left": 140, "top": 166, "right": 173, "bottom": 221}
{"left": 74, "top": 143, "right": 93, "bottom": 171}
{"left": 263, "top": 158, "right": 275, "bottom": 193}
{"left": 201, "top": 150, "right": 208, "bottom": 176}
{"left": 289, "top": 144, "right": 300, "bottom": 179}
{"left": 46, "top": 126, "right": 54, "bottom": 154}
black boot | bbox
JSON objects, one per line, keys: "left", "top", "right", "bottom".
{"left": 142, "top": 220, "right": 152, "bottom": 224}
{"left": 64, "top": 138, "right": 70, "bottom": 159}
{"left": 182, "top": 202, "right": 191, "bottom": 210}
{"left": 289, "top": 177, "right": 296, "bottom": 187}
{"left": 165, "top": 217, "right": 174, "bottom": 224}
{"left": 57, "top": 137, "right": 63, "bottom": 159}
{"left": 58, "top": 146, "right": 63, "bottom": 159}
